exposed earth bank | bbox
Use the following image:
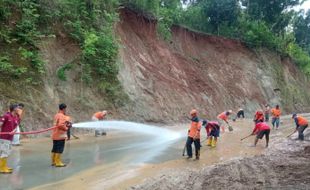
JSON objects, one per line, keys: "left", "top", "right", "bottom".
{"left": 2, "top": 8, "right": 310, "bottom": 131}
{"left": 117, "top": 8, "right": 310, "bottom": 123}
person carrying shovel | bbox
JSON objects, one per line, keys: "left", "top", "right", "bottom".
{"left": 290, "top": 114, "right": 308, "bottom": 140}
{"left": 186, "top": 109, "right": 201, "bottom": 160}
{"left": 205, "top": 120, "right": 220, "bottom": 148}
{"left": 217, "top": 110, "right": 233, "bottom": 132}
{"left": 251, "top": 122, "right": 270, "bottom": 147}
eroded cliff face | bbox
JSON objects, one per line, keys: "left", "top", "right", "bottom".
{"left": 1, "top": 8, "right": 309, "bottom": 130}
{"left": 117, "top": 8, "right": 310, "bottom": 122}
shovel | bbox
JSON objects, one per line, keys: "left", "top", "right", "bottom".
{"left": 286, "top": 131, "right": 296, "bottom": 138}
{"left": 240, "top": 134, "right": 252, "bottom": 141}
{"left": 182, "top": 143, "right": 187, "bottom": 156}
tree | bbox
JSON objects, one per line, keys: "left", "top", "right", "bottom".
{"left": 293, "top": 10, "right": 310, "bottom": 54}
{"left": 241, "top": 0, "right": 302, "bottom": 33}
{"left": 202, "top": 0, "right": 240, "bottom": 35}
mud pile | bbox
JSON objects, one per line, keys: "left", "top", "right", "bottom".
{"left": 132, "top": 139, "right": 310, "bottom": 190}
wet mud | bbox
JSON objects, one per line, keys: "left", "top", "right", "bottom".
{"left": 132, "top": 116, "right": 310, "bottom": 190}
{"left": 132, "top": 140, "right": 310, "bottom": 190}
{"left": 1, "top": 115, "right": 309, "bottom": 190}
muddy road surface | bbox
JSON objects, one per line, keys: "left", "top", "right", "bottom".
{"left": 133, "top": 115, "right": 310, "bottom": 190}
{"left": 1, "top": 115, "right": 309, "bottom": 190}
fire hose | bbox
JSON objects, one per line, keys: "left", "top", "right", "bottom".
{"left": 0, "top": 126, "right": 57, "bottom": 135}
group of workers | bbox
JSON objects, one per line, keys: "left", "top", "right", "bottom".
{"left": 0, "top": 102, "right": 308, "bottom": 173}
{"left": 185, "top": 104, "right": 309, "bottom": 160}
{"left": 0, "top": 103, "right": 108, "bottom": 173}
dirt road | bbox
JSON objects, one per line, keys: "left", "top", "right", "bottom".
{"left": 133, "top": 116, "right": 310, "bottom": 190}
{"left": 1, "top": 115, "right": 308, "bottom": 190}
{"left": 31, "top": 118, "right": 280, "bottom": 190}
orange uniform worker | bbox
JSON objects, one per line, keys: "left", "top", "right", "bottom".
{"left": 271, "top": 105, "right": 281, "bottom": 129}
{"left": 92, "top": 111, "right": 107, "bottom": 121}
{"left": 186, "top": 109, "right": 201, "bottom": 160}
{"left": 292, "top": 114, "right": 308, "bottom": 140}
{"left": 217, "top": 110, "right": 233, "bottom": 131}
{"left": 92, "top": 110, "right": 107, "bottom": 137}
{"left": 51, "top": 103, "right": 72, "bottom": 167}
{"left": 253, "top": 110, "right": 264, "bottom": 124}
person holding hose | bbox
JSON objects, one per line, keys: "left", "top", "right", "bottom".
{"left": 271, "top": 105, "right": 281, "bottom": 129}
{"left": 217, "top": 110, "right": 233, "bottom": 131}
{"left": 186, "top": 109, "right": 201, "bottom": 160}
{"left": 291, "top": 114, "right": 308, "bottom": 140}
{"left": 205, "top": 120, "right": 220, "bottom": 148}
{"left": 0, "top": 104, "right": 20, "bottom": 174}
{"left": 252, "top": 122, "right": 270, "bottom": 147}
{"left": 51, "top": 103, "right": 72, "bottom": 167}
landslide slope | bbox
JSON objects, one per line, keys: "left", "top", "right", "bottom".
{"left": 1, "top": 8, "right": 310, "bottom": 130}
{"left": 117, "top": 8, "right": 310, "bottom": 122}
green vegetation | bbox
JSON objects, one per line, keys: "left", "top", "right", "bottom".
{"left": 0, "top": 0, "right": 126, "bottom": 105}
{"left": 43, "top": 0, "right": 126, "bottom": 104}
{"left": 56, "top": 63, "right": 73, "bottom": 81}
{"left": 0, "top": 0, "right": 44, "bottom": 83}
{"left": 1, "top": 0, "right": 310, "bottom": 105}
{"left": 122, "top": 0, "right": 182, "bottom": 40}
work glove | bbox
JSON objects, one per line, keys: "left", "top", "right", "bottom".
{"left": 65, "top": 121, "right": 73, "bottom": 128}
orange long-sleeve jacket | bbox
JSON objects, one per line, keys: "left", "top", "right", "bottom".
{"left": 217, "top": 111, "right": 229, "bottom": 122}
{"left": 51, "top": 111, "right": 70, "bottom": 140}
{"left": 93, "top": 112, "right": 106, "bottom": 120}
{"left": 188, "top": 117, "right": 201, "bottom": 139}
{"left": 271, "top": 108, "right": 281, "bottom": 118}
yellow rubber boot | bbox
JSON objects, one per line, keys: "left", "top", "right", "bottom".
{"left": 211, "top": 138, "right": 217, "bottom": 148}
{"left": 0, "top": 158, "right": 12, "bottom": 174}
{"left": 3, "top": 158, "right": 13, "bottom": 171}
{"left": 51, "top": 153, "right": 56, "bottom": 166}
{"left": 55, "top": 153, "right": 66, "bottom": 167}
{"left": 206, "top": 137, "right": 212, "bottom": 146}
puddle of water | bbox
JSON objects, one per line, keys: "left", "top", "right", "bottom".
{"left": 73, "top": 121, "right": 182, "bottom": 163}
{"left": 0, "top": 121, "right": 183, "bottom": 190}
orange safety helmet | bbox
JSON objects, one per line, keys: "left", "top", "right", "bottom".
{"left": 190, "top": 109, "right": 198, "bottom": 116}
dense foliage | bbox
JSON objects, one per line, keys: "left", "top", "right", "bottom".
{"left": 0, "top": 0, "right": 126, "bottom": 105}
{"left": 0, "top": 0, "right": 44, "bottom": 83}
{"left": 1, "top": 0, "right": 310, "bottom": 96}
